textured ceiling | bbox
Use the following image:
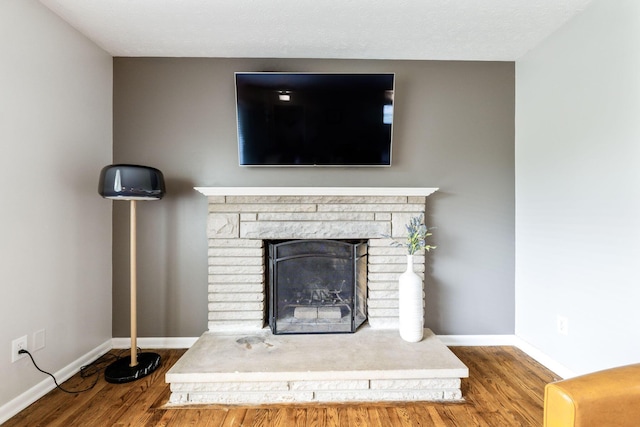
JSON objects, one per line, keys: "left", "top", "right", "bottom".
{"left": 39, "top": 0, "right": 593, "bottom": 60}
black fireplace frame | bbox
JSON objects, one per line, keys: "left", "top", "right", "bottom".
{"left": 267, "top": 239, "right": 368, "bottom": 335}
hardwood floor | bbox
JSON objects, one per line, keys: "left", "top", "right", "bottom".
{"left": 5, "top": 346, "right": 560, "bottom": 426}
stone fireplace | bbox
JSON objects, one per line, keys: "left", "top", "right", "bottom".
{"left": 199, "top": 186, "right": 438, "bottom": 333}
{"left": 165, "top": 187, "right": 469, "bottom": 405}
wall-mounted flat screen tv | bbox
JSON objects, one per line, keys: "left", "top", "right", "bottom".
{"left": 235, "top": 72, "right": 394, "bottom": 167}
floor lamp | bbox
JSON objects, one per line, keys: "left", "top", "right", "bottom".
{"left": 98, "top": 164, "right": 166, "bottom": 383}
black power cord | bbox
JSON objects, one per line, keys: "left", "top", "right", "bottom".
{"left": 19, "top": 349, "right": 125, "bottom": 394}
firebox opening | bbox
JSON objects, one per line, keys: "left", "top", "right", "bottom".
{"left": 266, "top": 239, "right": 368, "bottom": 335}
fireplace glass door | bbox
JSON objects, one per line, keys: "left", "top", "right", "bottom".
{"left": 268, "top": 240, "right": 367, "bottom": 334}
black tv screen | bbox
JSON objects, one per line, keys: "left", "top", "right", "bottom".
{"left": 235, "top": 72, "right": 394, "bottom": 167}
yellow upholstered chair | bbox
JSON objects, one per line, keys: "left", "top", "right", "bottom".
{"left": 543, "top": 363, "right": 640, "bottom": 426}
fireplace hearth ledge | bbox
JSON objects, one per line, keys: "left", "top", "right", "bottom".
{"left": 165, "top": 326, "right": 468, "bottom": 405}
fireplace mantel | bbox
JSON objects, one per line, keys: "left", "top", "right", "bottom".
{"left": 195, "top": 187, "right": 438, "bottom": 197}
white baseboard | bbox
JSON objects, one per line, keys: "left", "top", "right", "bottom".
{"left": 512, "top": 337, "right": 576, "bottom": 379}
{"left": 111, "top": 337, "right": 199, "bottom": 349}
{"left": 437, "top": 334, "right": 520, "bottom": 346}
{"left": 0, "top": 340, "right": 112, "bottom": 426}
{"left": 437, "top": 333, "right": 576, "bottom": 379}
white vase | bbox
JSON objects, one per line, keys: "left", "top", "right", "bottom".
{"left": 398, "top": 254, "right": 424, "bottom": 342}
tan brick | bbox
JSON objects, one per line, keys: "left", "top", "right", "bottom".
{"left": 367, "top": 238, "right": 395, "bottom": 247}
{"left": 257, "top": 212, "right": 374, "bottom": 221}
{"left": 208, "top": 256, "right": 263, "bottom": 266}
{"left": 369, "top": 272, "right": 424, "bottom": 282}
{"left": 208, "top": 265, "right": 265, "bottom": 275}
{"left": 208, "top": 310, "right": 263, "bottom": 320}
{"left": 367, "top": 298, "right": 398, "bottom": 308}
{"left": 207, "top": 213, "right": 239, "bottom": 238}
{"left": 368, "top": 307, "right": 399, "bottom": 317}
{"left": 208, "top": 274, "right": 263, "bottom": 283}
{"left": 407, "top": 196, "right": 427, "bottom": 204}
{"left": 208, "top": 320, "right": 264, "bottom": 332}
{"left": 206, "top": 196, "right": 225, "bottom": 204}
{"left": 369, "top": 255, "right": 425, "bottom": 265}
{"left": 392, "top": 212, "right": 426, "bottom": 238}
{"left": 290, "top": 380, "right": 369, "bottom": 391}
{"left": 374, "top": 212, "right": 392, "bottom": 221}
{"left": 241, "top": 221, "right": 389, "bottom": 239}
{"left": 368, "top": 290, "right": 398, "bottom": 300}
{"left": 208, "top": 283, "right": 263, "bottom": 293}
{"left": 367, "top": 317, "right": 398, "bottom": 329}
{"left": 171, "top": 381, "right": 289, "bottom": 392}
{"left": 370, "top": 379, "right": 461, "bottom": 390}
{"left": 208, "top": 292, "right": 263, "bottom": 302}
{"left": 368, "top": 263, "right": 425, "bottom": 273}
{"left": 368, "top": 246, "right": 409, "bottom": 256}
{"left": 210, "top": 203, "right": 317, "bottom": 213}
{"left": 318, "top": 203, "right": 425, "bottom": 213}
{"left": 185, "top": 391, "right": 314, "bottom": 404}
{"left": 208, "top": 239, "right": 263, "bottom": 248}
{"left": 313, "top": 390, "right": 446, "bottom": 402}
{"left": 240, "top": 213, "right": 258, "bottom": 221}
{"left": 208, "top": 247, "right": 263, "bottom": 257}
{"left": 208, "top": 302, "right": 264, "bottom": 312}
{"left": 367, "top": 281, "right": 398, "bottom": 291}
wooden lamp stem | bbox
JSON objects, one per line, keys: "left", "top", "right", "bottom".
{"left": 130, "top": 199, "right": 138, "bottom": 367}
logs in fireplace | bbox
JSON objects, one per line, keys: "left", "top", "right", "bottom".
{"left": 267, "top": 239, "right": 367, "bottom": 334}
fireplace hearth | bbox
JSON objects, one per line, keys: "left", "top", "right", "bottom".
{"left": 267, "top": 239, "right": 367, "bottom": 334}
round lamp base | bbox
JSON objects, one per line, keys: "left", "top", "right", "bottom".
{"left": 104, "top": 352, "right": 161, "bottom": 384}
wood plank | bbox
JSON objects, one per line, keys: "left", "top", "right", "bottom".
{"left": 4, "top": 346, "right": 555, "bottom": 426}
{"left": 220, "top": 407, "right": 247, "bottom": 427}
{"left": 305, "top": 406, "right": 323, "bottom": 427}
{"left": 346, "top": 405, "right": 371, "bottom": 427}
{"left": 366, "top": 406, "right": 387, "bottom": 427}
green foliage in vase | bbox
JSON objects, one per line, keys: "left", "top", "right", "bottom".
{"left": 390, "top": 214, "right": 436, "bottom": 255}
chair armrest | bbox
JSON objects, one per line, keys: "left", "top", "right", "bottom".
{"left": 544, "top": 363, "right": 640, "bottom": 427}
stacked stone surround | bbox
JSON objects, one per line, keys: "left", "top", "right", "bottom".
{"left": 197, "top": 187, "right": 438, "bottom": 332}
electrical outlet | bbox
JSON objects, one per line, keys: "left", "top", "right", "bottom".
{"left": 11, "top": 335, "right": 28, "bottom": 363}
{"left": 557, "top": 315, "right": 569, "bottom": 336}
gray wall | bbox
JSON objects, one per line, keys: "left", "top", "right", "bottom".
{"left": 516, "top": 0, "right": 640, "bottom": 375}
{"left": 113, "top": 58, "right": 515, "bottom": 337}
{"left": 0, "top": 0, "right": 112, "bottom": 413}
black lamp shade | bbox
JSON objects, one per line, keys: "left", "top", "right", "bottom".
{"left": 98, "top": 164, "right": 165, "bottom": 200}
